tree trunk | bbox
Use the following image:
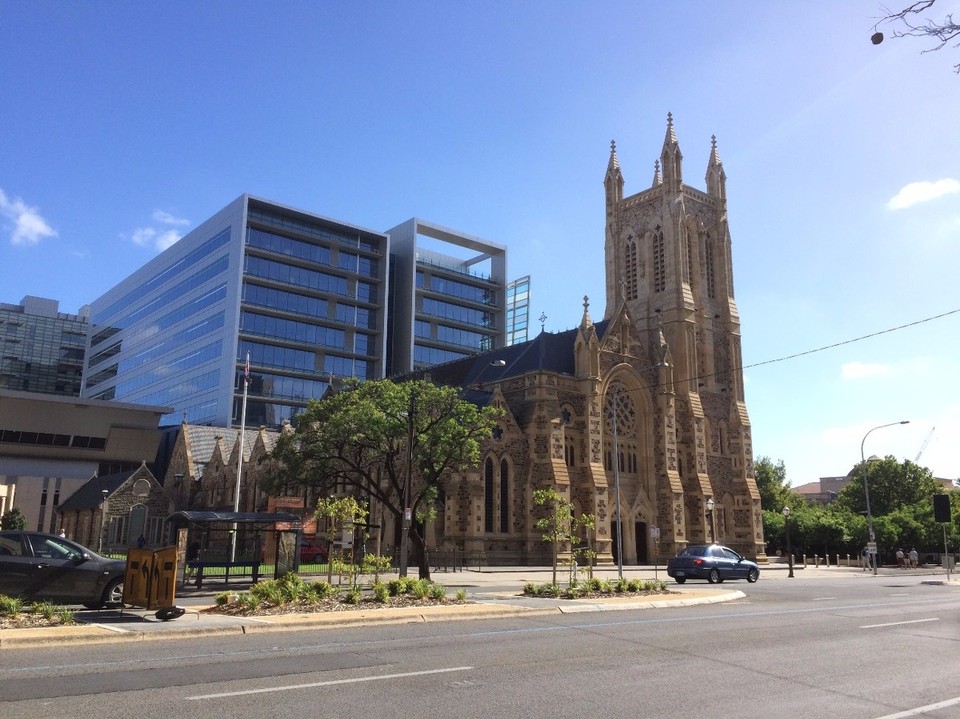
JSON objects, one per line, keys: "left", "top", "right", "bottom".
{"left": 412, "top": 525, "right": 431, "bottom": 581}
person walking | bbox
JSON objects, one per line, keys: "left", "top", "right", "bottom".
{"left": 909, "top": 548, "right": 919, "bottom": 569}
{"left": 861, "top": 546, "right": 871, "bottom": 571}
{"left": 896, "top": 548, "right": 905, "bottom": 568}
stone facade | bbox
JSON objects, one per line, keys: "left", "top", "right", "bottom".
{"left": 426, "top": 116, "right": 765, "bottom": 564}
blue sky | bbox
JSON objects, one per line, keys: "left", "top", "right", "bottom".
{"left": 2, "top": 2, "right": 959, "bottom": 486}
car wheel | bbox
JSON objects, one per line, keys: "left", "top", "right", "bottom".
{"left": 102, "top": 578, "right": 124, "bottom": 607}
{"left": 674, "top": 577, "right": 686, "bottom": 584}
{"left": 707, "top": 568, "right": 721, "bottom": 584}
{"left": 747, "top": 568, "right": 759, "bottom": 583}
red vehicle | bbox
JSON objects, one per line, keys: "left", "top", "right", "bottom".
{"left": 299, "top": 539, "right": 327, "bottom": 564}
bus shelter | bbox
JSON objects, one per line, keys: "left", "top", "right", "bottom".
{"left": 165, "top": 510, "right": 302, "bottom": 587}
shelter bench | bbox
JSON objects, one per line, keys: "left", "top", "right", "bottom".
{"left": 188, "top": 560, "right": 261, "bottom": 589}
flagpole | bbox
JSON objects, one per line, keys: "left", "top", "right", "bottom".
{"left": 231, "top": 351, "right": 250, "bottom": 563}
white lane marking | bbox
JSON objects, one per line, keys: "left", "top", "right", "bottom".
{"left": 860, "top": 618, "right": 939, "bottom": 629}
{"left": 186, "top": 666, "right": 474, "bottom": 700}
{"left": 889, "top": 593, "right": 911, "bottom": 597}
{"left": 874, "top": 694, "right": 960, "bottom": 718}
{"left": 811, "top": 597, "right": 837, "bottom": 601}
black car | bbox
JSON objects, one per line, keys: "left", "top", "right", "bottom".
{"left": 666, "top": 543, "right": 760, "bottom": 584}
{"left": 0, "top": 531, "right": 126, "bottom": 608}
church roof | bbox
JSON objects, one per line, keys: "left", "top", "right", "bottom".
{"left": 58, "top": 466, "right": 155, "bottom": 510}
{"left": 423, "top": 320, "right": 610, "bottom": 393}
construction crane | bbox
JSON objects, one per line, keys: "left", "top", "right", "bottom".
{"left": 915, "top": 426, "right": 935, "bottom": 463}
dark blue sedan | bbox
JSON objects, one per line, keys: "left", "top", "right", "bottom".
{"left": 666, "top": 544, "right": 760, "bottom": 584}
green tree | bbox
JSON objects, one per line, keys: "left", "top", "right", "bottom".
{"left": 533, "top": 488, "right": 574, "bottom": 586}
{"left": 835, "top": 457, "right": 942, "bottom": 517}
{"left": 315, "top": 496, "right": 368, "bottom": 586}
{"left": 754, "top": 456, "right": 791, "bottom": 511}
{"left": 267, "top": 378, "right": 502, "bottom": 580}
{"left": 0, "top": 507, "right": 26, "bottom": 530}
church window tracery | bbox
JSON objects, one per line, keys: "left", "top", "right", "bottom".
{"left": 653, "top": 229, "right": 666, "bottom": 293}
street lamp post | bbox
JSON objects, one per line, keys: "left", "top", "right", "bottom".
{"left": 782, "top": 506, "right": 794, "bottom": 578}
{"left": 860, "top": 420, "right": 910, "bottom": 576}
{"left": 399, "top": 385, "right": 415, "bottom": 578}
{"left": 705, "top": 497, "right": 715, "bottom": 544}
{"left": 98, "top": 489, "right": 108, "bottom": 554}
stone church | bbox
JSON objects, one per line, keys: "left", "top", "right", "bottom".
{"left": 427, "top": 114, "right": 765, "bottom": 564}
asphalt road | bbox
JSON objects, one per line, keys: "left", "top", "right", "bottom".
{"left": 2, "top": 573, "right": 959, "bottom": 719}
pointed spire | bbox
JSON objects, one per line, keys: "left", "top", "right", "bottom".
{"left": 660, "top": 112, "right": 683, "bottom": 190}
{"left": 663, "top": 112, "right": 678, "bottom": 146}
{"left": 652, "top": 159, "right": 662, "bottom": 187}
{"left": 608, "top": 139, "right": 620, "bottom": 170}
{"left": 580, "top": 295, "right": 593, "bottom": 330}
{"left": 705, "top": 134, "right": 727, "bottom": 200}
{"left": 605, "top": 138, "right": 624, "bottom": 209}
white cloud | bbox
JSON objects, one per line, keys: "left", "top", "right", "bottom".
{"left": 152, "top": 209, "right": 190, "bottom": 226}
{"left": 155, "top": 229, "right": 182, "bottom": 251}
{"left": 887, "top": 178, "right": 960, "bottom": 210}
{"left": 130, "top": 227, "right": 157, "bottom": 247}
{"left": 841, "top": 361, "right": 895, "bottom": 379}
{"left": 0, "top": 188, "right": 57, "bottom": 246}
{"left": 127, "top": 210, "right": 189, "bottom": 252}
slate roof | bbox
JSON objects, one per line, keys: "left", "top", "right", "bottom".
{"left": 58, "top": 467, "right": 154, "bottom": 511}
{"left": 184, "top": 425, "right": 261, "bottom": 476}
{"left": 420, "top": 321, "right": 609, "bottom": 393}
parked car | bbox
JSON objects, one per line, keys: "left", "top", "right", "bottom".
{"left": 0, "top": 530, "right": 126, "bottom": 608}
{"left": 299, "top": 539, "right": 328, "bottom": 564}
{"left": 666, "top": 543, "right": 760, "bottom": 584}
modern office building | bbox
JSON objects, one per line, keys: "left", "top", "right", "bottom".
{"left": 82, "top": 195, "right": 390, "bottom": 428}
{"left": 385, "top": 218, "right": 507, "bottom": 375}
{"left": 505, "top": 275, "right": 531, "bottom": 346}
{"left": 0, "top": 296, "right": 88, "bottom": 396}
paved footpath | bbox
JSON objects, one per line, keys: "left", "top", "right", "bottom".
{"left": 1, "top": 561, "right": 954, "bottom": 649}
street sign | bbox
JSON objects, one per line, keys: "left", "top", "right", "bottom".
{"left": 867, "top": 542, "right": 877, "bottom": 554}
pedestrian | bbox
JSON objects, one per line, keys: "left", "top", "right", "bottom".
{"left": 136, "top": 534, "right": 146, "bottom": 549}
{"left": 896, "top": 548, "right": 905, "bottom": 568}
{"left": 909, "top": 548, "right": 919, "bottom": 569}
{"left": 185, "top": 540, "right": 201, "bottom": 581}
{"left": 861, "top": 546, "right": 870, "bottom": 571}
{"left": 58, "top": 528, "right": 66, "bottom": 538}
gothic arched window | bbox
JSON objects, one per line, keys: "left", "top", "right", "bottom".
{"left": 499, "top": 459, "right": 509, "bottom": 533}
{"left": 484, "top": 458, "right": 494, "bottom": 533}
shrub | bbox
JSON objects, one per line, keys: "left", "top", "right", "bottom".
{"left": 626, "top": 579, "right": 643, "bottom": 592}
{"left": 214, "top": 592, "right": 234, "bottom": 606}
{"left": 540, "top": 583, "right": 561, "bottom": 598}
{"left": 585, "top": 578, "right": 604, "bottom": 593}
{"left": 343, "top": 587, "right": 363, "bottom": 604}
{"left": 388, "top": 578, "right": 412, "bottom": 596}
{"left": 455, "top": 589, "right": 467, "bottom": 603}
{"left": 33, "top": 601, "right": 58, "bottom": 620}
{"left": 308, "top": 580, "right": 337, "bottom": 601}
{"left": 522, "top": 582, "right": 538, "bottom": 596}
{"left": 428, "top": 583, "right": 447, "bottom": 601}
{"left": 0, "top": 595, "right": 24, "bottom": 617}
{"left": 55, "top": 607, "right": 74, "bottom": 624}
{"left": 372, "top": 581, "right": 390, "bottom": 603}
{"left": 410, "top": 579, "right": 431, "bottom": 599}
{"left": 614, "top": 578, "right": 629, "bottom": 594}
{"left": 237, "top": 593, "right": 262, "bottom": 613}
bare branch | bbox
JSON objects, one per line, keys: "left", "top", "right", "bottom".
{"left": 875, "top": 1, "right": 960, "bottom": 72}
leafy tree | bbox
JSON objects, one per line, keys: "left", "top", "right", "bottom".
{"left": 533, "top": 488, "right": 574, "bottom": 586}
{"left": 267, "top": 378, "right": 502, "bottom": 580}
{"left": 0, "top": 507, "right": 26, "bottom": 530}
{"left": 835, "top": 457, "right": 942, "bottom": 517}
{"left": 315, "top": 496, "right": 368, "bottom": 586}
{"left": 873, "top": 1, "right": 960, "bottom": 73}
{"left": 754, "top": 456, "right": 791, "bottom": 511}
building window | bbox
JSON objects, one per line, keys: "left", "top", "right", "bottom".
{"left": 499, "top": 459, "right": 509, "bottom": 534}
{"left": 653, "top": 230, "right": 666, "bottom": 293}
{"left": 484, "top": 458, "right": 494, "bottom": 533}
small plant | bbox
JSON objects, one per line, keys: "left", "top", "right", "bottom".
{"left": 410, "top": 579, "right": 432, "bottom": 599}
{"left": 308, "top": 580, "right": 337, "bottom": 600}
{"left": 540, "top": 583, "right": 561, "bottom": 598}
{"left": 0, "top": 595, "right": 24, "bottom": 617}
{"left": 428, "top": 583, "right": 447, "bottom": 601}
{"left": 626, "top": 579, "right": 643, "bottom": 592}
{"left": 33, "top": 601, "right": 58, "bottom": 621}
{"left": 388, "top": 578, "right": 412, "bottom": 596}
{"left": 214, "top": 592, "right": 235, "bottom": 606}
{"left": 455, "top": 589, "right": 467, "bottom": 603}
{"left": 55, "top": 607, "right": 75, "bottom": 624}
{"left": 562, "top": 584, "right": 587, "bottom": 599}
{"left": 585, "top": 578, "right": 604, "bottom": 593}
{"left": 237, "top": 592, "right": 261, "bottom": 613}
{"left": 372, "top": 581, "right": 390, "bottom": 603}
{"left": 522, "top": 582, "right": 538, "bottom": 596}
{"left": 277, "top": 573, "right": 309, "bottom": 602}
{"left": 614, "top": 578, "right": 629, "bottom": 594}
{"left": 343, "top": 586, "right": 363, "bottom": 604}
